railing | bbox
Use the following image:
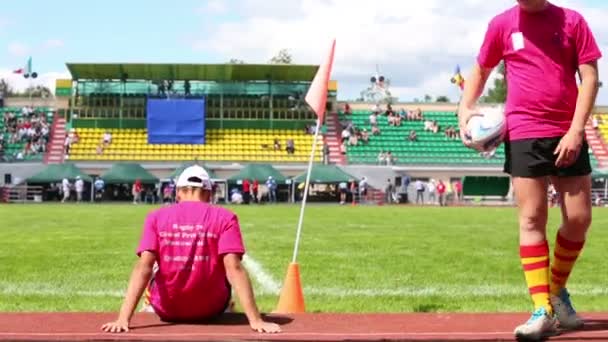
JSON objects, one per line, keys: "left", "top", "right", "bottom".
{"left": 3, "top": 185, "right": 44, "bottom": 203}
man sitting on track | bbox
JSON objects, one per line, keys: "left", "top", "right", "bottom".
{"left": 101, "top": 165, "right": 281, "bottom": 334}
{"left": 459, "top": 0, "right": 601, "bottom": 340}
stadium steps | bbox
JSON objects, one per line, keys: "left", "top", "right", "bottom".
{"left": 587, "top": 116, "right": 608, "bottom": 168}
{"left": 325, "top": 112, "right": 346, "bottom": 165}
{"left": 44, "top": 115, "right": 66, "bottom": 164}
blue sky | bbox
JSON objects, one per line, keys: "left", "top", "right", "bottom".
{"left": 1, "top": 0, "right": 606, "bottom": 102}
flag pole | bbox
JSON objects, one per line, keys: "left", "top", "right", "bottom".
{"left": 292, "top": 118, "right": 321, "bottom": 263}
{"left": 275, "top": 39, "right": 335, "bottom": 314}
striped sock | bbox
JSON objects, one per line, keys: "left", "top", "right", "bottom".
{"left": 550, "top": 233, "right": 585, "bottom": 296}
{"left": 520, "top": 242, "right": 552, "bottom": 314}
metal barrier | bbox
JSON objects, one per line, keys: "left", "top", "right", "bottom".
{"left": 4, "top": 185, "right": 44, "bottom": 203}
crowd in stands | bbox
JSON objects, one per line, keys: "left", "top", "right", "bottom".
{"left": 340, "top": 103, "right": 461, "bottom": 165}
{"left": 1, "top": 107, "right": 51, "bottom": 161}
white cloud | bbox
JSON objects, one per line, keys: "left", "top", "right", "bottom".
{"left": 197, "top": 0, "right": 228, "bottom": 14}
{"left": 0, "top": 69, "right": 71, "bottom": 94}
{"left": 43, "top": 39, "right": 64, "bottom": 49}
{"left": 192, "top": 0, "right": 608, "bottom": 103}
{"left": 7, "top": 42, "right": 29, "bottom": 57}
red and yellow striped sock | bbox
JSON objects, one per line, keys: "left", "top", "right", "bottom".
{"left": 520, "top": 242, "right": 552, "bottom": 314}
{"left": 550, "top": 233, "right": 585, "bottom": 296}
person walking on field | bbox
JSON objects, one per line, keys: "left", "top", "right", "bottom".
{"left": 458, "top": 0, "right": 601, "bottom": 339}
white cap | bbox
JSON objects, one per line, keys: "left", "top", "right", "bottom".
{"left": 176, "top": 165, "right": 213, "bottom": 190}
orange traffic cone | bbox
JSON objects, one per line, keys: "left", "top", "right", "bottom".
{"left": 274, "top": 262, "right": 305, "bottom": 313}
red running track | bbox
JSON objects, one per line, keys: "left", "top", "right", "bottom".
{"left": 1, "top": 313, "right": 608, "bottom": 341}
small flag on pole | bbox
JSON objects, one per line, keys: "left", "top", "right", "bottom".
{"left": 275, "top": 39, "right": 336, "bottom": 314}
{"left": 305, "top": 39, "right": 336, "bottom": 124}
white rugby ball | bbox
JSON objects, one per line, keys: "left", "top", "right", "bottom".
{"left": 466, "top": 105, "right": 505, "bottom": 152}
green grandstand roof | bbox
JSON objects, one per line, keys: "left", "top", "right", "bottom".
{"left": 66, "top": 63, "right": 319, "bottom": 82}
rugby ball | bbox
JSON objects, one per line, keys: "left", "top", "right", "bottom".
{"left": 466, "top": 105, "right": 505, "bottom": 152}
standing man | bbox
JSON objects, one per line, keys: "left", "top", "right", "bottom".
{"left": 75, "top": 176, "right": 84, "bottom": 203}
{"left": 252, "top": 179, "right": 259, "bottom": 204}
{"left": 458, "top": 1, "right": 601, "bottom": 339}
{"left": 94, "top": 177, "right": 105, "bottom": 202}
{"left": 242, "top": 179, "right": 251, "bottom": 205}
{"left": 266, "top": 176, "right": 277, "bottom": 203}
{"left": 61, "top": 177, "right": 71, "bottom": 203}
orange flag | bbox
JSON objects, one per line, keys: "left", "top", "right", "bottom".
{"left": 305, "top": 39, "right": 336, "bottom": 124}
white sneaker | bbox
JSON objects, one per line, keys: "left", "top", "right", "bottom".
{"left": 514, "top": 307, "right": 558, "bottom": 341}
{"left": 551, "top": 288, "right": 584, "bottom": 330}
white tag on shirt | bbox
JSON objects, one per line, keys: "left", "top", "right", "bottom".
{"left": 511, "top": 32, "right": 524, "bottom": 51}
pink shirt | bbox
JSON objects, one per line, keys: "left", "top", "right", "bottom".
{"left": 478, "top": 3, "right": 602, "bottom": 141}
{"left": 137, "top": 201, "right": 245, "bottom": 321}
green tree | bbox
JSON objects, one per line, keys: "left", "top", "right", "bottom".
{"left": 0, "top": 78, "right": 16, "bottom": 97}
{"left": 25, "top": 85, "right": 53, "bottom": 98}
{"left": 481, "top": 62, "right": 507, "bottom": 103}
{"left": 435, "top": 95, "right": 450, "bottom": 103}
{"left": 228, "top": 58, "right": 245, "bottom": 64}
{"left": 269, "top": 49, "right": 293, "bottom": 64}
{"left": 424, "top": 94, "right": 433, "bottom": 103}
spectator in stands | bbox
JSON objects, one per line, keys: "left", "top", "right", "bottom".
{"left": 132, "top": 179, "right": 143, "bottom": 204}
{"left": 340, "top": 141, "right": 347, "bottom": 155}
{"left": 377, "top": 151, "right": 386, "bottom": 165}
{"left": 96, "top": 144, "right": 104, "bottom": 155}
{"left": 385, "top": 104, "right": 394, "bottom": 116}
{"left": 360, "top": 129, "right": 369, "bottom": 143}
{"left": 408, "top": 130, "right": 418, "bottom": 142}
{"left": 369, "top": 112, "right": 378, "bottom": 126}
{"left": 323, "top": 143, "right": 330, "bottom": 165}
{"left": 592, "top": 116, "right": 599, "bottom": 130}
{"left": 61, "top": 178, "right": 71, "bottom": 203}
{"left": 102, "top": 130, "right": 112, "bottom": 146}
{"left": 286, "top": 139, "right": 295, "bottom": 154}
{"left": 445, "top": 126, "right": 458, "bottom": 140}
{"left": 75, "top": 176, "right": 84, "bottom": 203}
{"left": 0, "top": 136, "right": 5, "bottom": 162}
{"left": 348, "top": 133, "right": 358, "bottom": 146}
{"left": 399, "top": 108, "right": 407, "bottom": 120}
{"left": 344, "top": 103, "right": 352, "bottom": 115}
{"left": 386, "top": 151, "right": 396, "bottom": 165}
{"left": 372, "top": 103, "right": 381, "bottom": 114}
{"left": 341, "top": 128, "right": 351, "bottom": 143}
{"left": 266, "top": 176, "right": 277, "bottom": 203}
{"left": 371, "top": 124, "right": 381, "bottom": 136}
{"left": 431, "top": 120, "right": 441, "bottom": 134}
{"left": 437, "top": 180, "right": 447, "bottom": 206}
{"left": 64, "top": 134, "right": 72, "bottom": 155}
{"left": 273, "top": 138, "right": 281, "bottom": 151}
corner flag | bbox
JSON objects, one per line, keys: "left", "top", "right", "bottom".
{"left": 305, "top": 39, "right": 336, "bottom": 124}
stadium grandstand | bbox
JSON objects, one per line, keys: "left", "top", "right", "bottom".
{"left": 1, "top": 62, "right": 607, "bottom": 205}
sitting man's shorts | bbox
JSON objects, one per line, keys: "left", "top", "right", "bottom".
{"left": 504, "top": 136, "right": 592, "bottom": 178}
{"left": 142, "top": 263, "right": 234, "bottom": 319}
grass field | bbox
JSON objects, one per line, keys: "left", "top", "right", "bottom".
{"left": 1, "top": 204, "right": 608, "bottom": 313}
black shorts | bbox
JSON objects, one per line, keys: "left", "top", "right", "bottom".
{"left": 504, "top": 136, "right": 591, "bottom": 178}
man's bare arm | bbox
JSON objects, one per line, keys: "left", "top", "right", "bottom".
{"left": 224, "top": 254, "right": 280, "bottom": 333}
{"left": 570, "top": 62, "right": 600, "bottom": 133}
{"left": 102, "top": 251, "right": 156, "bottom": 333}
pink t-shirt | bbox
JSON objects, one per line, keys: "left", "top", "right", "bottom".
{"left": 137, "top": 201, "right": 245, "bottom": 321}
{"left": 477, "top": 3, "right": 602, "bottom": 141}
